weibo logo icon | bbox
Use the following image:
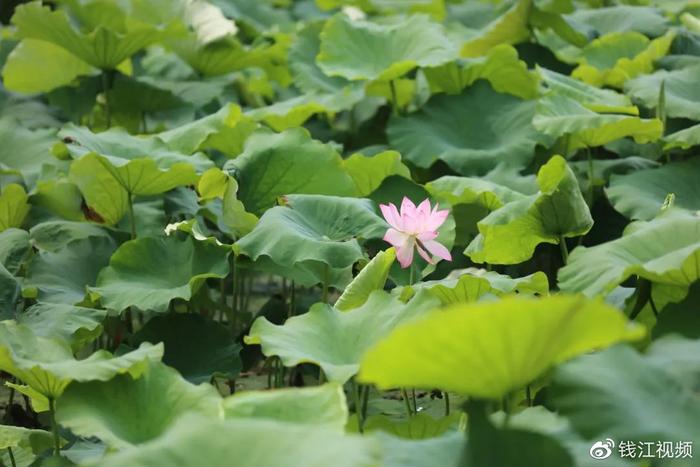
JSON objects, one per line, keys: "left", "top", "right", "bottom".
{"left": 589, "top": 439, "right": 615, "bottom": 460}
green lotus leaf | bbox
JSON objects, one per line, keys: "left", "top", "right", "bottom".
{"left": 31, "top": 176, "right": 86, "bottom": 222}
{"left": 0, "top": 321, "right": 163, "bottom": 399}
{"left": 571, "top": 31, "right": 674, "bottom": 88}
{"left": 0, "top": 118, "right": 56, "bottom": 186}
{"left": 317, "top": 14, "right": 456, "bottom": 82}
{"left": 1, "top": 38, "right": 94, "bottom": 94}
{"left": 0, "top": 184, "right": 30, "bottom": 233}
{"left": 56, "top": 361, "right": 222, "bottom": 448}
{"left": 24, "top": 236, "right": 116, "bottom": 305}
{"left": 61, "top": 124, "right": 211, "bottom": 225}
{"left": 424, "top": 44, "right": 539, "bottom": 99}
{"left": 0, "top": 232, "right": 26, "bottom": 313}
{"left": 537, "top": 66, "right": 638, "bottom": 115}
{"left": 533, "top": 94, "right": 662, "bottom": 152}
{"left": 375, "top": 431, "right": 464, "bottom": 467}
{"left": 158, "top": 104, "right": 258, "bottom": 156}
{"left": 236, "top": 194, "right": 386, "bottom": 271}
{"left": 212, "top": 0, "right": 292, "bottom": 35}
{"left": 105, "top": 74, "right": 188, "bottom": 119}
{"left": 425, "top": 175, "right": 528, "bottom": 211}
{"left": 0, "top": 265, "right": 19, "bottom": 319}
{"left": 17, "top": 303, "right": 106, "bottom": 352}
{"left": 91, "top": 235, "right": 230, "bottom": 313}
{"left": 246, "top": 88, "right": 364, "bottom": 131}
{"left": 0, "top": 228, "right": 30, "bottom": 275}
{"left": 29, "top": 220, "right": 114, "bottom": 252}
{"left": 462, "top": 400, "right": 574, "bottom": 467}
{"left": 170, "top": 32, "right": 290, "bottom": 83}
{"left": 566, "top": 6, "right": 668, "bottom": 37}
{"left": 289, "top": 22, "right": 354, "bottom": 95}
{"left": 240, "top": 254, "right": 353, "bottom": 290}
{"left": 408, "top": 268, "right": 549, "bottom": 305}
{"left": 197, "top": 168, "right": 259, "bottom": 238}
{"left": 335, "top": 248, "right": 396, "bottom": 311}
{"left": 223, "top": 128, "right": 355, "bottom": 216}
{"left": 223, "top": 384, "right": 347, "bottom": 430}
{"left": 88, "top": 415, "right": 378, "bottom": 467}
{"left": 529, "top": 3, "right": 588, "bottom": 52}
{"left": 625, "top": 65, "right": 700, "bottom": 121}
{"left": 606, "top": 158, "right": 700, "bottom": 221}
{"left": 245, "top": 290, "right": 440, "bottom": 383}
{"left": 644, "top": 335, "right": 700, "bottom": 392}
{"left": 0, "top": 424, "right": 53, "bottom": 454}
{"left": 490, "top": 406, "right": 640, "bottom": 467}
{"left": 460, "top": 0, "right": 531, "bottom": 58}
{"left": 388, "top": 81, "right": 547, "bottom": 175}
{"left": 12, "top": 2, "right": 182, "bottom": 70}
{"left": 358, "top": 295, "right": 644, "bottom": 399}
{"left": 342, "top": 151, "right": 411, "bottom": 197}
{"left": 664, "top": 123, "right": 700, "bottom": 151}
{"left": 558, "top": 209, "right": 700, "bottom": 298}
{"left": 132, "top": 313, "right": 241, "bottom": 383}
{"left": 550, "top": 342, "right": 700, "bottom": 443}
{"left": 465, "top": 155, "right": 592, "bottom": 265}
{"left": 356, "top": 412, "right": 461, "bottom": 440}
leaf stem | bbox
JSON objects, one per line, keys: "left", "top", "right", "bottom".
{"left": 322, "top": 265, "right": 329, "bottom": 303}
{"left": 389, "top": 80, "right": 401, "bottom": 116}
{"left": 558, "top": 236, "right": 569, "bottom": 265}
{"left": 352, "top": 379, "right": 365, "bottom": 433}
{"left": 48, "top": 398, "right": 60, "bottom": 456}
{"left": 444, "top": 391, "right": 450, "bottom": 416}
{"left": 127, "top": 193, "right": 136, "bottom": 240}
{"left": 289, "top": 281, "right": 296, "bottom": 317}
{"left": 401, "top": 388, "right": 413, "bottom": 417}
{"left": 231, "top": 255, "right": 238, "bottom": 333}
{"left": 586, "top": 147, "right": 594, "bottom": 207}
{"left": 7, "top": 447, "right": 16, "bottom": 467}
{"left": 101, "top": 70, "right": 112, "bottom": 128}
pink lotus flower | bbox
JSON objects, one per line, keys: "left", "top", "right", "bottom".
{"left": 380, "top": 197, "right": 452, "bottom": 268}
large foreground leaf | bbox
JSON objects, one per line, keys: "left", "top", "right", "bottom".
{"left": 245, "top": 291, "right": 439, "bottom": 383}
{"left": 388, "top": 81, "right": 546, "bottom": 175}
{"left": 56, "top": 361, "right": 221, "bottom": 448}
{"left": 317, "top": 14, "right": 456, "bottom": 81}
{"left": 358, "top": 295, "right": 644, "bottom": 399}
{"left": 551, "top": 341, "right": 700, "bottom": 444}
{"left": 89, "top": 415, "right": 378, "bottom": 467}
{"left": 465, "top": 156, "right": 592, "bottom": 265}
{"left": 606, "top": 158, "right": 700, "bottom": 220}
{"left": 558, "top": 209, "right": 700, "bottom": 298}
{"left": 0, "top": 321, "right": 162, "bottom": 398}
{"left": 91, "top": 235, "right": 230, "bottom": 313}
